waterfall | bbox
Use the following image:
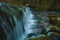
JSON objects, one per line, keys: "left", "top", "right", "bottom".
{"left": 0, "top": 2, "right": 37, "bottom": 40}
{"left": 0, "top": 2, "right": 24, "bottom": 40}
{"left": 19, "top": 7, "right": 37, "bottom": 40}
{"left": 0, "top": 11, "right": 23, "bottom": 40}
{"left": 13, "top": 16, "right": 23, "bottom": 40}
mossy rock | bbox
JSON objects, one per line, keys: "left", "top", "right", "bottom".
{"left": 38, "top": 35, "right": 50, "bottom": 40}
{"left": 28, "top": 34, "right": 50, "bottom": 40}
{"left": 47, "top": 32, "right": 60, "bottom": 40}
{"left": 46, "top": 25, "right": 60, "bottom": 33}
{"left": 28, "top": 38, "right": 37, "bottom": 40}
{"left": 47, "top": 32, "right": 60, "bottom": 37}
{"left": 57, "top": 21, "right": 60, "bottom": 27}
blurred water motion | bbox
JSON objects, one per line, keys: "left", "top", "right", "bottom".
{"left": 0, "top": 2, "right": 60, "bottom": 40}
{"left": 0, "top": 2, "right": 24, "bottom": 40}
{"left": 20, "top": 6, "right": 38, "bottom": 40}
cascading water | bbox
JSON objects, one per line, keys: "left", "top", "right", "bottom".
{"left": 0, "top": 2, "right": 24, "bottom": 40}
{"left": 20, "top": 7, "right": 37, "bottom": 40}
{"left": 0, "top": 2, "right": 41, "bottom": 40}
{"left": 0, "top": 2, "right": 60, "bottom": 40}
{"left": 13, "top": 16, "right": 23, "bottom": 40}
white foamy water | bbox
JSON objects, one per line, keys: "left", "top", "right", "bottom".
{"left": 19, "top": 7, "right": 37, "bottom": 40}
